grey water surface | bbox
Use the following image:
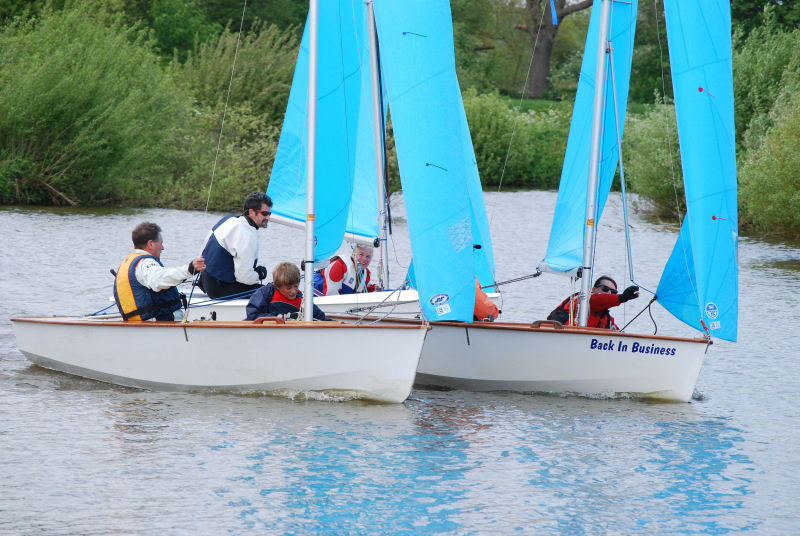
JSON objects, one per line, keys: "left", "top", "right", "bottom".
{"left": 1, "top": 191, "right": 798, "bottom": 535}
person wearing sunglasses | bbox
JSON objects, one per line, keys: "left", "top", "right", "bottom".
{"left": 198, "top": 191, "right": 273, "bottom": 299}
{"left": 547, "top": 275, "right": 639, "bottom": 330}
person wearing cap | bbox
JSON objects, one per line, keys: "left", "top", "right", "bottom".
{"left": 198, "top": 191, "right": 272, "bottom": 299}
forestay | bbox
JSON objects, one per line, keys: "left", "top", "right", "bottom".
{"left": 541, "top": 0, "right": 637, "bottom": 273}
{"left": 656, "top": 0, "right": 738, "bottom": 342}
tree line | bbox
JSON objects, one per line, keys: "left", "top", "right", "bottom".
{"left": 1, "top": 1, "right": 799, "bottom": 237}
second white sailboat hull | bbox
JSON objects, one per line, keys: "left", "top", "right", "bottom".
{"left": 415, "top": 322, "right": 706, "bottom": 402}
{"left": 330, "top": 316, "right": 707, "bottom": 402}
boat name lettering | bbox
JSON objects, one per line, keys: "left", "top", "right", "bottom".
{"left": 590, "top": 338, "right": 677, "bottom": 356}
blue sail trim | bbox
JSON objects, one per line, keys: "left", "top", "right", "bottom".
{"left": 268, "top": 1, "right": 368, "bottom": 261}
{"left": 373, "top": 0, "right": 479, "bottom": 321}
{"left": 543, "top": 0, "right": 637, "bottom": 273}
{"left": 658, "top": 0, "right": 738, "bottom": 342}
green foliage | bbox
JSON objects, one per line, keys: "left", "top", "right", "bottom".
{"left": 175, "top": 22, "right": 299, "bottom": 125}
{"left": 622, "top": 102, "right": 684, "bottom": 218}
{"left": 204, "top": 0, "right": 307, "bottom": 33}
{"left": 0, "top": 2, "right": 191, "bottom": 205}
{"left": 463, "top": 90, "right": 570, "bottom": 189}
{"left": 151, "top": 0, "right": 222, "bottom": 61}
{"left": 547, "top": 9, "right": 590, "bottom": 100}
{"left": 738, "top": 77, "right": 800, "bottom": 236}
{"left": 628, "top": 3, "right": 672, "bottom": 104}
{"left": 732, "top": 1, "right": 800, "bottom": 37}
{"left": 733, "top": 16, "right": 800, "bottom": 153}
{"left": 167, "top": 103, "right": 280, "bottom": 211}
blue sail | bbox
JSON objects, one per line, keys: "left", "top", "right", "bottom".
{"left": 372, "top": 0, "right": 480, "bottom": 321}
{"left": 267, "top": 1, "right": 368, "bottom": 261}
{"left": 543, "top": 0, "right": 637, "bottom": 273}
{"left": 657, "top": 0, "right": 738, "bottom": 342}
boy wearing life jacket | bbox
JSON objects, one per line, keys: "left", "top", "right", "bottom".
{"left": 246, "top": 262, "right": 327, "bottom": 321}
{"left": 547, "top": 275, "right": 639, "bottom": 329}
{"left": 313, "top": 244, "right": 380, "bottom": 296}
{"left": 114, "top": 222, "right": 205, "bottom": 321}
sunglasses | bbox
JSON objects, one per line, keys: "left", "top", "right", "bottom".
{"left": 256, "top": 210, "right": 272, "bottom": 216}
{"left": 597, "top": 284, "right": 617, "bottom": 294}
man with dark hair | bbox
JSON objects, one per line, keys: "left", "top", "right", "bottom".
{"left": 199, "top": 191, "right": 273, "bottom": 299}
{"left": 114, "top": 222, "right": 206, "bottom": 321}
{"left": 547, "top": 275, "right": 639, "bottom": 330}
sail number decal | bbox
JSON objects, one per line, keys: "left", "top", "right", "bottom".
{"left": 590, "top": 338, "right": 677, "bottom": 356}
{"left": 430, "top": 294, "right": 451, "bottom": 316}
{"left": 704, "top": 302, "right": 721, "bottom": 330}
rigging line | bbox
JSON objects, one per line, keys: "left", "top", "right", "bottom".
{"left": 205, "top": 0, "right": 248, "bottom": 213}
{"left": 653, "top": 0, "right": 701, "bottom": 310}
{"left": 485, "top": 271, "right": 541, "bottom": 288}
{"left": 487, "top": 3, "right": 549, "bottom": 229}
{"left": 619, "top": 295, "right": 657, "bottom": 333}
{"left": 607, "top": 43, "right": 635, "bottom": 283}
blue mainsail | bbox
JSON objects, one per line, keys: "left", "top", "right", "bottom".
{"left": 657, "top": 0, "right": 738, "bottom": 342}
{"left": 542, "top": 0, "right": 637, "bottom": 273}
{"left": 373, "top": 0, "right": 483, "bottom": 321}
{"left": 267, "top": 0, "right": 369, "bottom": 261}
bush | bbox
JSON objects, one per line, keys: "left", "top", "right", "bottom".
{"left": 0, "top": 2, "right": 191, "bottom": 205}
{"left": 739, "top": 88, "right": 800, "bottom": 236}
{"left": 733, "top": 16, "right": 800, "bottom": 153}
{"left": 622, "top": 101, "right": 684, "bottom": 218}
{"left": 167, "top": 103, "right": 280, "bottom": 211}
{"left": 463, "top": 89, "right": 570, "bottom": 189}
{"left": 175, "top": 21, "right": 299, "bottom": 128}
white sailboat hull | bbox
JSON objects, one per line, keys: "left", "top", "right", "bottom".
{"left": 186, "top": 289, "right": 500, "bottom": 321}
{"left": 333, "top": 317, "right": 707, "bottom": 402}
{"left": 11, "top": 317, "right": 428, "bottom": 403}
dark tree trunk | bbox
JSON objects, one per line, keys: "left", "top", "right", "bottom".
{"left": 521, "top": 0, "right": 593, "bottom": 98}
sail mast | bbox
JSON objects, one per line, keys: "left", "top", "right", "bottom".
{"left": 302, "top": 0, "right": 318, "bottom": 322}
{"left": 366, "top": 0, "right": 389, "bottom": 287}
{"left": 578, "top": 0, "right": 612, "bottom": 326}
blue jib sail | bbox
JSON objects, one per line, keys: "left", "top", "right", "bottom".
{"left": 373, "top": 0, "right": 485, "bottom": 321}
{"left": 657, "top": 0, "right": 738, "bottom": 342}
{"left": 267, "top": 0, "right": 369, "bottom": 261}
{"left": 542, "top": 0, "right": 637, "bottom": 273}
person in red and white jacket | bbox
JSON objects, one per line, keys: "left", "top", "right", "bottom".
{"left": 313, "top": 245, "right": 381, "bottom": 296}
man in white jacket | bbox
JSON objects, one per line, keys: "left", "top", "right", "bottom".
{"left": 199, "top": 191, "right": 273, "bottom": 299}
